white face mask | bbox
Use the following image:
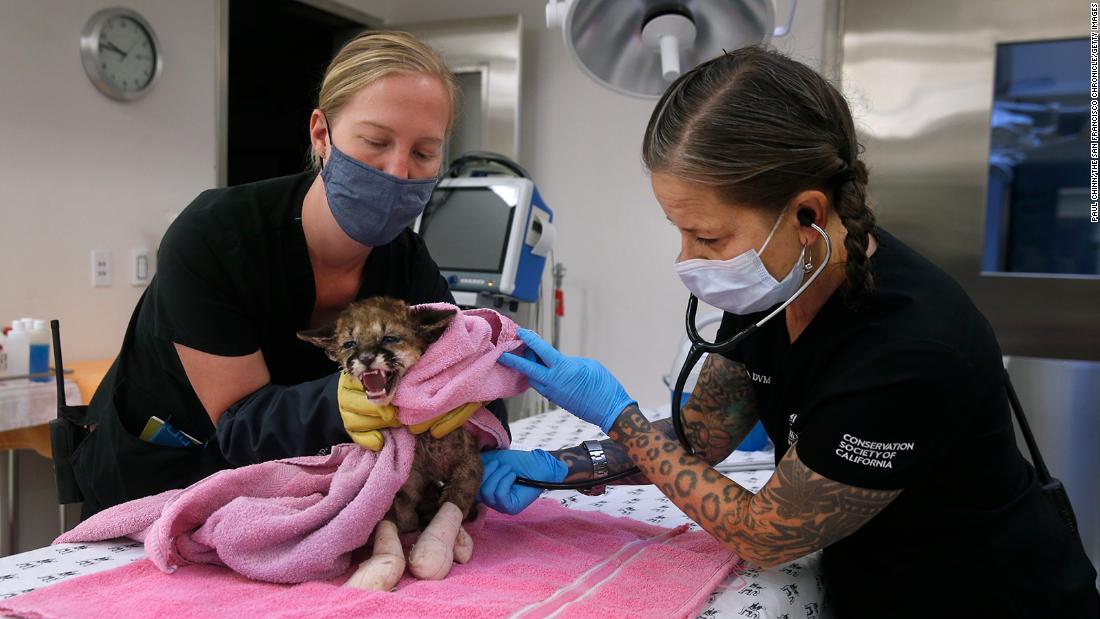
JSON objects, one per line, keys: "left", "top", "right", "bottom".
{"left": 674, "top": 209, "right": 806, "bottom": 315}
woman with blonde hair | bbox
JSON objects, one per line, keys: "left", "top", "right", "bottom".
{"left": 73, "top": 31, "right": 503, "bottom": 517}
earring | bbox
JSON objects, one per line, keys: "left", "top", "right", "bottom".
{"left": 803, "top": 248, "right": 814, "bottom": 273}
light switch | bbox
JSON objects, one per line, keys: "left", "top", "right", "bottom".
{"left": 131, "top": 248, "right": 151, "bottom": 286}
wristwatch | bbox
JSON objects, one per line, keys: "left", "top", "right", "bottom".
{"left": 578, "top": 439, "right": 609, "bottom": 496}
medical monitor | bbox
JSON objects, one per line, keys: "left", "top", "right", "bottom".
{"left": 981, "top": 37, "right": 1096, "bottom": 277}
{"left": 414, "top": 176, "right": 553, "bottom": 302}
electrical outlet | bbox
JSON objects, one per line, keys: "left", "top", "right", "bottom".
{"left": 131, "top": 248, "right": 151, "bottom": 286}
{"left": 91, "top": 250, "right": 112, "bottom": 287}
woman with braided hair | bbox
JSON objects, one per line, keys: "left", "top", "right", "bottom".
{"left": 478, "top": 46, "right": 1099, "bottom": 617}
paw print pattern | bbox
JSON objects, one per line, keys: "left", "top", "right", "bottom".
{"left": 780, "top": 563, "right": 803, "bottom": 577}
{"left": 737, "top": 602, "right": 764, "bottom": 618}
{"left": 76, "top": 557, "right": 112, "bottom": 567}
{"left": 0, "top": 589, "right": 36, "bottom": 599}
{"left": 39, "top": 571, "right": 79, "bottom": 583}
{"left": 737, "top": 582, "right": 764, "bottom": 597}
{"left": 739, "top": 566, "right": 761, "bottom": 579}
{"left": 781, "top": 583, "right": 799, "bottom": 604}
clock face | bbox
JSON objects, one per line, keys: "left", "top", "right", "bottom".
{"left": 96, "top": 15, "right": 157, "bottom": 93}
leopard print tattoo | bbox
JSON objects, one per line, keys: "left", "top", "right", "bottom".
{"left": 609, "top": 406, "right": 900, "bottom": 568}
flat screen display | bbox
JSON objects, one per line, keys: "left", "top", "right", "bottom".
{"left": 419, "top": 186, "right": 516, "bottom": 273}
{"left": 983, "top": 37, "right": 1097, "bottom": 276}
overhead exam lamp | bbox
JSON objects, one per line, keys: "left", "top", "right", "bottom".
{"left": 546, "top": 0, "right": 798, "bottom": 99}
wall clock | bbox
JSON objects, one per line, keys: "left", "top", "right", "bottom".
{"left": 80, "top": 7, "right": 163, "bottom": 101}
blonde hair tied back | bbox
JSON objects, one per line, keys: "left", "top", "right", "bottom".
{"left": 308, "top": 30, "right": 459, "bottom": 171}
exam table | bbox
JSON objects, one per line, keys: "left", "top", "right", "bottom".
{"left": 0, "top": 407, "right": 827, "bottom": 618}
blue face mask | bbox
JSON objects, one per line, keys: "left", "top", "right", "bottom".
{"left": 320, "top": 121, "right": 437, "bottom": 247}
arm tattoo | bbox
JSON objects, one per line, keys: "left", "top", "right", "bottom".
{"left": 681, "top": 354, "right": 759, "bottom": 464}
{"left": 609, "top": 406, "right": 900, "bottom": 568}
{"left": 551, "top": 354, "right": 759, "bottom": 485}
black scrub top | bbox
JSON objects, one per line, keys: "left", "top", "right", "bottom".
{"left": 716, "top": 227, "right": 1098, "bottom": 618}
{"left": 74, "top": 172, "right": 457, "bottom": 517}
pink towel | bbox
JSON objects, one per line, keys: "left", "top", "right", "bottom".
{"left": 395, "top": 303, "right": 528, "bottom": 426}
{"left": 12, "top": 499, "right": 738, "bottom": 619}
{"left": 52, "top": 305, "right": 524, "bottom": 585}
{"left": 55, "top": 437, "right": 414, "bottom": 583}
{"left": 55, "top": 411, "right": 508, "bottom": 584}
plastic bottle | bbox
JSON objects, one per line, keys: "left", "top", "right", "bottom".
{"left": 6, "top": 320, "right": 30, "bottom": 379}
{"left": 0, "top": 324, "right": 12, "bottom": 377}
{"left": 29, "top": 319, "right": 50, "bottom": 382}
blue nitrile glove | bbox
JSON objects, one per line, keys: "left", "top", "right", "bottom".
{"left": 498, "top": 328, "right": 636, "bottom": 433}
{"left": 479, "top": 449, "right": 568, "bottom": 515}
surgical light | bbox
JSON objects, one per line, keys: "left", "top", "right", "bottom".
{"left": 546, "top": 0, "right": 798, "bottom": 99}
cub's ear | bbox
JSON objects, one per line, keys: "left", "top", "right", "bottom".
{"left": 297, "top": 324, "right": 339, "bottom": 361}
{"left": 411, "top": 307, "right": 457, "bottom": 346}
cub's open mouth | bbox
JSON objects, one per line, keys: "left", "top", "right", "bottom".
{"left": 356, "top": 368, "right": 396, "bottom": 400}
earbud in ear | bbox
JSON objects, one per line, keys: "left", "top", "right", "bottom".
{"left": 797, "top": 209, "right": 816, "bottom": 227}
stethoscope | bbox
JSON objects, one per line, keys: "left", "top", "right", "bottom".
{"left": 515, "top": 209, "right": 831, "bottom": 490}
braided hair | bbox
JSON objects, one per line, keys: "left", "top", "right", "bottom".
{"left": 642, "top": 46, "right": 876, "bottom": 303}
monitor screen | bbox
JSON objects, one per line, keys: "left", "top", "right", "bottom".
{"left": 419, "top": 186, "right": 516, "bottom": 273}
{"left": 982, "top": 37, "right": 1097, "bottom": 276}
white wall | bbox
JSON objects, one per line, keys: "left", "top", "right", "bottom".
{"left": 379, "top": 0, "right": 833, "bottom": 407}
{"left": 0, "top": 0, "right": 219, "bottom": 363}
{"left": 0, "top": 0, "right": 831, "bottom": 407}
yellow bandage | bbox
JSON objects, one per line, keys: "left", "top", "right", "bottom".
{"left": 338, "top": 373, "right": 401, "bottom": 451}
{"left": 406, "top": 401, "right": 483, "bottom": 439}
